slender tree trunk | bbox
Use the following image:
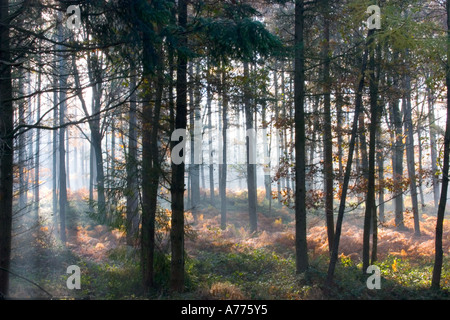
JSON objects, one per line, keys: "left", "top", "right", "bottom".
{"left": 294, "top": 0, "right": 308, "bottom": 273}
{"left": 431, "top": 0, "right": 450, "bottom": 290}
{"left": 363, "top": 30, "right": 380, "bottom": 271}
{"left": 391, "top": 58, "right": 405, "bottom": 229}
{"left": 0, "top": 0, "right": 14, "bottom": 295}
{"left": 273, "top": 63, "right": 282, "bottom": 204}
{"left": 336, "top": 92, "right": 344, "bottom": 184}
{"left": 219, "top": 66, "right": 228, "bottom": 230}
{"left": 18, "top": 69, "right": 27, "bottom": 212}
{"left": 191, "top": 62, "right": 201, "bottom": 216}
{"left": 206, "top": 60, "right": 215, "bottom": 203}
{"left": 280, "top": 63, "right": 289, "bottom": 192}
{"left": 89, "top": 143, "right": 94, "bottom": 209}
{"left": 188, "top": 62, "right": 194, "bottom": 210}
{"left": 87, "top": 51, "right": 106, "bottom": 218}
{"left": 327, "top": 29, "right": 372, "bottom": 285}
{"left": 219, "top": 71, "right": 227, "bottom": 230}
{"left": 322, "top": 3, "right": 334, "bottom": 252}
{"left": 427, "top": 87, "right": 440, "bottom": 209}
{"left": 403, "top": 59, "right": 421, "bottom": 236}
{"left": 73, "top": 54, "right": 105, "bottom": 218}
{"left": 417, "top": 123, "right": 425, "bottom": 208}
{"left": 142, "top": 33, "right": 163, "bottom": 291}
{"left": 377, "top": 128, "right": 384, "bottom": 223}
{"left": 34, "top": 48, "right": 42, "bottom": 218}
{"left": 170, "top": 0, "right": 188, "bottom": 292}
{"left": 57, "top": 15, "right": 67, "bottom": 244}
{"left": 358, "top": 111, "right": 368, "bottom": 182}
{"left": 244, "top": 61, "right": 258, "bottom": 234}
{"left": 262, "top": 96, "right": 271, "bottom": 201}
{"left": 66, "top": 127, "right": 71, "bottom": 191}
{"left": 126, "top": 68, "right": 139, "bottom": 245}
{"left": 53, "top": 67, "right": 59, "bottom": 221}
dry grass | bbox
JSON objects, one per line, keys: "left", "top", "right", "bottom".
{"left": 187, "top": 202, "right": 449, "bottom": 265}
{"left": 66, "top": 224, "right": 126, "bottom": 262}
{"left": 209, "top": 281, "right": 247, "bottom": 300}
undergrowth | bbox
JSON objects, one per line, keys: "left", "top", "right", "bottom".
{"left": 7, "top": 191, "right": 450, "bottom": 300}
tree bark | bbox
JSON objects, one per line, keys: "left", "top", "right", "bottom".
{"left": 427, "top": 86, "right": 440, "bottom": 209}
{"left": 126, "top": 68, "right": 139, "bottom": 245}
{"left": 244, "top": 61, "right": 258, "bottom": 234}
{"left": 273, "top": 63, "right": 282, "bottom": 204}
{"left": 403, "top": 59, "right": 421, "bottom": 236}
{"left": 142, "top": 34, "right": 163, "bottom": 291}
{"left": 34, "top": 46, "right": 42, "bottom": 218}
{"left": 219, "top": 66, "right": 228, "bottom": 230}
{"left": 327, "top": 29, "right": 372, "bottom": 285}
{"left": 57, "top": 15, "right": 67, "bottom": 244}
{"left": 322, "top": 3, "right": 334, "bottom": 253}
{"left": 294, "top": 0, "right": 308, "bottom": 273}
{"left": 0, "top": 0, "right": 14, "bottom": 296}
{"left": 18, "top": 69, "right": 27, "bottom": 213}
{"left": 390, "top": 58, "right": 405, "bottom": 229}
{"left": 206, "top": 59, "right": 215, "bottom": 203}
{"left": 170, "top": 0, "right": 188, "bottom": 292}
{"left": 431, "top": 0, "right": 450, "bottom": 290}
{"left": 363, "top": 30, "right": 380, "bottom": 271}
{"left": 262, "top": 95, "right": 271, "bottom": 201}
{"left": 189, "top": 61, "right": 201, "bottom": 217}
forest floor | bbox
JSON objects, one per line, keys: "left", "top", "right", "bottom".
{"left": 7, "top": 189, "right": 450, "bottom": 300}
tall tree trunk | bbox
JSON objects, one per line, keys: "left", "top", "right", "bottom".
{"left": 336, "top": 93, "right": 344, "bottom": 184}
{"left": 280, "top": 63, "right": 289, "bottom": 192}
{"left": 18, "top": 69, "right": 27, "bottom": 212}
{"left": 0, "top": 0, "right": 14, "bottom": 296}
{"left": 273, "top": 63, "right": 282, "bottom": 204}
{"left": 53, "top": 67, "right": 59, "bottom": 221}
{"left": 206, "top": 59, "right": 215, "bottom": 203}
{"left": 262, "top": 96, "right": 271, "bottom": 201}
{"left": 294, "top": 0, "right": 308, "bottom": 273}
{"left": 377, "top": 128, "right": 384, "bottom": 223}
{"left": 322, "top": 3, "right": 334, "bottom": 252}
{"left": 403, "top": 57, "right": 421, "bottom": 236}
{"left": 89, "top": 142, "right": 94, "bottom": 210}
{"left": 244, "top": 61, "right": 257, "bottom": 234}
{"left": 363, "top": 30, "right": 380, "bottom": 271}
{"left": 206, "top": 60, "right": 215, "bottom": 204}
{"left": 57, "top": 15, "right": 67, "bottom": 244}
{"left": 73, "top": 54, "right": 105, "bottom": 219}
{"left": 126, "top": 68, "right": 139, "bottom": 245}
{"left": 34, "top": 47, "right": 42, "bottom": 218}
{"left": 219, "top": 66, "right": 228, "bottom": 230}
{"left": 431, "top": 0, "right": 450, "bottom": 290}
{"left": 170, "top": 0, "right": 188, "bottom": 292}
{"left": 327, "top": 29, "right": 372, "bottom": 285}
{"left": 391, "top": 58, "right": 405, "bottom": 229}
{"left": 427, "top": 87, "right": 440, "bottom": 209}
{"left": 191, "top": 62, "right": 201, "bottom": 216}
{"left": 142, "top": 32, "right": 163, "bottom": 291}
{"left": 417, "top": 122, "right": 425, "bottom": 208}
{"left": 87, "top": 49, "right": 106, "bottom": 218}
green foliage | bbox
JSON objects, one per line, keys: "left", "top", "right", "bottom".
{"left": 198, "top": 16, "right": 282, "bottom": 64}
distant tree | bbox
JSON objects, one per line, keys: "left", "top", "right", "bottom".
{"left": 294, "top": 0, "right": 308, "bottom": 273}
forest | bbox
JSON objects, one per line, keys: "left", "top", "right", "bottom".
{"left": 0, "top": 0, "right": 449, "bottom": 301}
